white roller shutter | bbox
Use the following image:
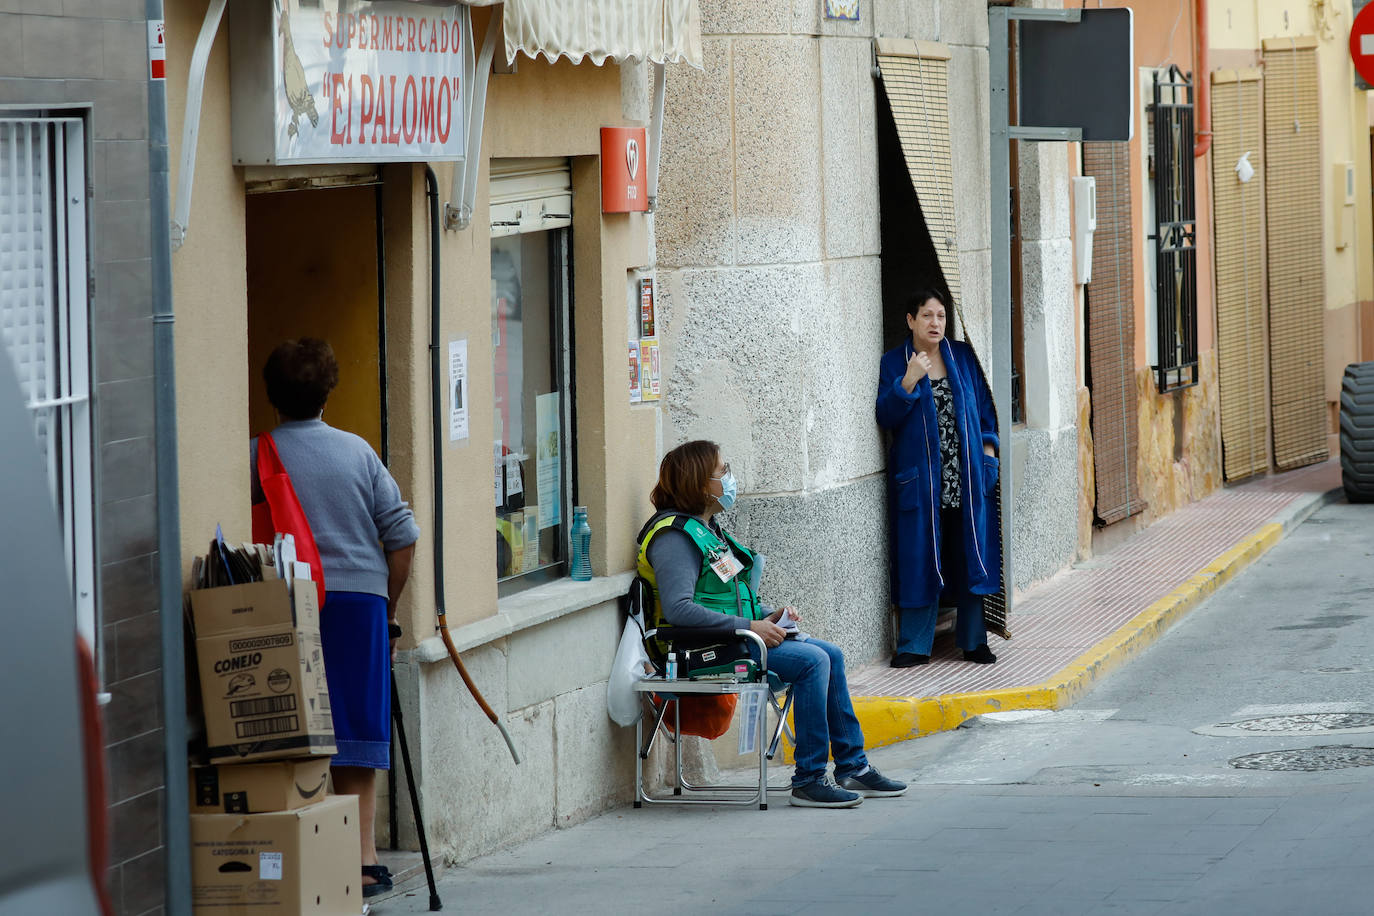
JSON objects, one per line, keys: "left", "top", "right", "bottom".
{"left": 489, "top": 157, "right": 572, "bottom": 236}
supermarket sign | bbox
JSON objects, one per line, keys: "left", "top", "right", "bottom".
{"left": 231, "top": 0, "right": 467, "bottom": 165}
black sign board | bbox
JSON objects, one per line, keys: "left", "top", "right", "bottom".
{"left": 1019, "top": 8, "right": 1134, "bottom": 141}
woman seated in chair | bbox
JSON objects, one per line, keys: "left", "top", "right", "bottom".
{"left": 637, "top": 440, "right": 908, "bottom": 808}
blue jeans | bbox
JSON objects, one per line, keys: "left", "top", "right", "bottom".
{"left": 896, "top": 594, "right": 986, "bottom": 654}
{"left": 747, "top": 636, "right": 868, "bottom": 787}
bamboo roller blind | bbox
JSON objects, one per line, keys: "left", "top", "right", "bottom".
{"left": 1262, "top": 39, "right": 1328, "bottom": 470}
{"left": 875, "top": 40, "right": 964, "bottom": 315}
{"left": 1210, "top": 70, "right": 1269, "bottom": 481}
{"left": 1083, "top": 142, "right": 1143, "bottom": 524}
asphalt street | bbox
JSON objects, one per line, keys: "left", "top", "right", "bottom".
{"left": 386, "top": 499, "right": 1374, "bottom": 916}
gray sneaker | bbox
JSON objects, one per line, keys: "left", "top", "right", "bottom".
{"left": 789, "top": 778, "right": 863, "bottom": 808}
{"left": 838, "top": 766, "right": 908, "bottom": 797}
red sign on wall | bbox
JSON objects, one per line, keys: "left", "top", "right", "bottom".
{"left": 1351, "top": 2, "right": 1374, "bottom": 90}
{"left": 601, "top": 127, "right": 648, "bottom": 213}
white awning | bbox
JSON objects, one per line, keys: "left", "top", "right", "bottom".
{"left": 500, "top": 0, "right": 703, "bottom": 68}
{"left": 405, "top": 0, "right": 702, "bottom": 68}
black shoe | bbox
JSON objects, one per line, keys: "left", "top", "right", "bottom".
{"left": 789, "top": 778, "right": 863, "bottom": 808}
{"left": 362, "top": 864, "right": 393, "bottom": 897}
{"left": 963, "top": 644, "right": 997, "bottom": 664}
{"left": 891, "top": 652, "right": 930, "bottom": 668}
{"left": 838, "top": 766, "right": 908, "bottom": 797}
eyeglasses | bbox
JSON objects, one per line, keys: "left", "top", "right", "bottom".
{"left": 711, "top": 462, "right": 731, "bottom": 479}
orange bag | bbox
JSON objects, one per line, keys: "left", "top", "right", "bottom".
{"left": 252, "top": 432, "right": 326, "bottom": 606}
{"left": 660, "top": 694, "right": 738, "bottom": 739}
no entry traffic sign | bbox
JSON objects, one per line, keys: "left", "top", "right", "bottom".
{"left": 1350, "top": 0, "right": 1374, "bottom": 90}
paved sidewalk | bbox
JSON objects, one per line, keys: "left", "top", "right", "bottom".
{"left": 846, "top": 459, "right": 1343, "bottom": 748}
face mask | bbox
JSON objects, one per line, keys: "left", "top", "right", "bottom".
{"left": 714, "top": 471, "right": 738, "bottom": 511}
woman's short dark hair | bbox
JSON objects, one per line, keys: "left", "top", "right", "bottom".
{"left": 651, "top": 440, "right": 720, "bottom": 516}
{"left": 904, "top": 287, "right": 949, "bottom": 318}
{"left": 263, "top": 338, "right": 339, "bottom": 420}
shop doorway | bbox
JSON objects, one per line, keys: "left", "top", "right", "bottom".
{"left": 246, "top": 183, "right": 386, "bottom": 455}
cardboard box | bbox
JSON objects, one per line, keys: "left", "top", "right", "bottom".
{"left": 191, "top": 758, "right": 332, "bottom": 814}
{"left": 190, "top": 579, "right": 335, "bottom": 763}
{"left": 191, "top": 795, "right": 360, "bottom": 915}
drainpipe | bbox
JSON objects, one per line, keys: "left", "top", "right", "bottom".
{"left": 424, "top": 166, "right": 520, "bottom": 764}
{"left": 146, "top": 0, "right": 190, "bottom": 911}
{"left": 1194, "top": 0, "right": 1212, "bottom": 158}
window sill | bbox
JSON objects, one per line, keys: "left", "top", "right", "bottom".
{"left": 414, "top": 571, "right": 635, "bottom": 663}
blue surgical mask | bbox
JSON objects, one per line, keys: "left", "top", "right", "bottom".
{"left": 714, "top": 471, "right": 738, "bottom": 511}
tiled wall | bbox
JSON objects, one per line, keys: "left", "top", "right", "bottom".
{"left": 0, "top": 2, "right": 165, "bottom": 914}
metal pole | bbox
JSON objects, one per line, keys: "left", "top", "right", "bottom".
{"left": 988, "top": 6, "right": 1014, "bottom": 612}
{"left": 986, "top": 5, "right": 1082, "bottom": 615}
{"left": 146, "top": 1, "right": 190, "bottom": 911}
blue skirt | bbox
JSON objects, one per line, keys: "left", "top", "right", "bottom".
{"left": 320, "top": 591, "right": 391, "bottom": 769}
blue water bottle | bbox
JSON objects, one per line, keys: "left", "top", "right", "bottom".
{"left": 570, "top": 506, "right": 593, "bottom": 581}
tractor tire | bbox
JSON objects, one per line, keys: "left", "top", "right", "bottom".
{"left": 1340, "top": 361, "right": 1374, "bottom": 503}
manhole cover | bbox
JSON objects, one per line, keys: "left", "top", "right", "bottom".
{"left": 1229, "top": 746, "right": 1374, "bottom": 772}
{"left": 1195, "top": 712, "right": 1374, "bottom": 738}
{"left": 1217, "top": 713, "right": 1374, "bottom": 732}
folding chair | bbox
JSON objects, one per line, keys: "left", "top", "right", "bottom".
{"left": 633, "top": 629, "right": 794, "bottom": 810}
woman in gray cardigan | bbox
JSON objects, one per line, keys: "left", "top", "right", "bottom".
{"left": 251, "top": 338, "right": 419, "bottom": 897}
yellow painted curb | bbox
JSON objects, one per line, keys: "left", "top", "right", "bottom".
{"left": 853, "top": 522, "right": 1285, "bottom": 751}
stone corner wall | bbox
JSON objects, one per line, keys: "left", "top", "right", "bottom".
{"left": 1134, "top": 349, "right": 1223, "bottom": 526}
{"left": 653, "top": 1, "right": 994, "bottom": 664}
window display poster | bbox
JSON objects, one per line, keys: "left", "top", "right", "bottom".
{"left": 638, "top": 338, "right": 661, "bottom": 401}
{"left": 448, "top": 338, "right": 469, "bottom": 441}
{"left": 535, "top": 392, "right": 561, "bottom": 529}
{"left": 629, "top": 340, "right": 642, "bottom": 403}
{"left": 494, "top": 440, "right": 504, "bottom": 506}
{"left": 521, "top": 508, "right": 540, "bottom": 572}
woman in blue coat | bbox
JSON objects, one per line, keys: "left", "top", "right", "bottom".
{"left": 875, "top": 289, "right": 1002, "bottom": 667}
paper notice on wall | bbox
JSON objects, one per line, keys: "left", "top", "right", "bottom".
{"left": 505, "top": 452, "right": 523, "bottom": 497}
{"left": 535, "top": 392, "right": 561, "bottom": 529}
{"left": 638, "top": 338, "right": 661, "bottom": 401}
{"left": 629, "top": 340, "right": 642, "bottom": 403}
{"left": 639, "top": 277, "right": 656, "bottom": 337}
{"left": 448, "top": 339, "right": 469, "bottom": 441}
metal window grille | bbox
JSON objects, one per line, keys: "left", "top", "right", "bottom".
{"left": 1150, "top": 66, "right": 1198, "bottom": 393}
{"left": 0, "top": 116, "right": 96, "bottom": 647}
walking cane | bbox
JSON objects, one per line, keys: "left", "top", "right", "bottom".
{"left": 392, "top": 674, "right": 441, "bottom": 911}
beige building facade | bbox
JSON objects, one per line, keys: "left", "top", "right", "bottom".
{"left": 166, "top": 0, "right": 691, "bottom": 865}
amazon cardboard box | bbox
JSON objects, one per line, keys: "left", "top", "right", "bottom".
{"left": 191, "top": 794, "right": 359, "bottom": 915}
{"left": 191, "top": 758, "right": 332, "bottom": 814}
{"left": 189, "top": 579, "right": 335, "bottom": 764}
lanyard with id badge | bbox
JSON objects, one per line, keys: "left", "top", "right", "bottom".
{"left": 708, "top": 542, "right": 744, "bottom": 583}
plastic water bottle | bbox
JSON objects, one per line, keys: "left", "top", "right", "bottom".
{"left": 570, "top": 506, "right": 593, "bottom": 581}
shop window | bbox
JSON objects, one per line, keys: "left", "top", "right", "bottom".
{"left": 1148, "top": 66, "right": 1198, "bottom": 393}
{"left": 491, "top": 160, "right": 573, "bottom": 592}
{"left": 0, "top": 115, "right": 96, "bottom": 646}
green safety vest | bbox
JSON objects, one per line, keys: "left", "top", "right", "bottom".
{"left": 635, "top": 512, "right": 765, "bottom": 662}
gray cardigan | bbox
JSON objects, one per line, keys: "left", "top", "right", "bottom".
{"left": 251, "top": 418, "right": 420, "bottom": 599}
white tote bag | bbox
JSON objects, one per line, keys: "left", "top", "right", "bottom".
{"left": 606, "top": 611, "right": 653, "bottom": 726}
